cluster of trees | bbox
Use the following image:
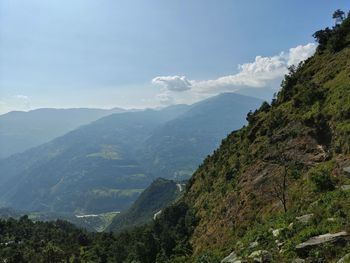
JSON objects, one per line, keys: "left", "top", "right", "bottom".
{"left": 0, "top": 202, "right": 196, "bottom": 263}
{"left": 313, "top": 9, "right": 350, "bottom": 52}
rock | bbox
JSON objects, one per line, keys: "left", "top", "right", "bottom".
{"left": 288, "top": 222, "right": 294, "bottom": 229}
{"left": 337, "top": 253, "right": 350, "bottom": 263}
{"left": 343, "top": 166, "right": 350, "bottom": 177}
{"left": 248, "top": 250, "right": 272, "bottom": 263}
{"left": 276, "top": 240, "right": 284, "bottom": 248}
{"left": 327, "top": 217, "right": 336, "bottom": 222}
{"left": 341, "top": 185, "right": 350, "bottom": 191}
{"left": 221, "top": 251, "right": 242, "bottom": 263}
{"left": 153, "top": 210, "right": 162, "bottom": 220}
{"left": 296, "top": 214, "right": 313, "bottom": 224}
{"left": 292, "top": 259, "right": 305, "bottom": 263}
{"left": 272, "top": 228, "right": 283, "bottom": 237}
{"left": 249, "top": 241, "right": 259, "bottom": 249}
{"left": 296, "top": 231, "right": 350, "bottom": 257}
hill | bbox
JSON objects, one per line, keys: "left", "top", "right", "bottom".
{"left": 0, "top": 93, "right": 260, "bottom": 214}
{"left": 141, "top": 93, "right": 263, "bottom": 180}
{"left": 108, "top": 178, "right": 183, "bottom": 232}
{"left": 0, "top": 107, "right": 125, "bottom": 158}
{"left": 161, "top": 12, "right": 350, "bottom": 262}
{"left": 0, "top": 105, "right": 189, "bottom": 213}
{"left": 0, "top": 10, "right": 349, "bottom": 263}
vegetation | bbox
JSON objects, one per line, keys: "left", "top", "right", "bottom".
{"left": 108, "top": 178, "right": 182, "bottom": 232}
{"left": 0, "top": 9, "right": 349, "bottom": 263}
{"left": 0, "top": 94, "right": 261, "bottom": 214}
{"left": 0, "top": 204, "right": 196, "bottom": 263}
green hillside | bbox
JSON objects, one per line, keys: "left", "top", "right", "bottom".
{"left": 0, "top": 107, "right": 125, "bottom": 158}
{"left": 0, "top": 106, "right": 189, "bottom": 213}
{"left": 0, "top": 94, "right": 260, "bottom": 214}
{"left": 0, "top": 9, "right": 349, "bottom": 263}
{"left": 107, "top": 178, "right": 182, "bottom": 232}
{"left": 141, "top": 93, "right": 263, "bottom": 180}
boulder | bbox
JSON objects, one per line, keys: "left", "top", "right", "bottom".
{"left": 248, "top": 250, "right": 272, "bottom": 263}
{"left": 341, "top": 185, "right": 350, "bottom": 191}
{"left": 272, "top": 228, "right": 283, "bottom": 237}
{"left": 343, "top": 166, "right": 350, "bottom": 177}
{"left": 221, "top": 251, "right": 242, "bottom": 263}
{"left": 296, "top": 231, "right": 350, "bottom": 257}
{"left": 249, "top": 241, "right": 259, "bottom": 249}
{"left": 292, "top": 259, "right": 305, "bottom": 263}
{"left": 337, "top": 253, "right": 350, "bottom": 263}
{"left": 295, "top": 214, "right": 313, "bottom": 224}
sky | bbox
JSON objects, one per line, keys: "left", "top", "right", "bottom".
{"left": 1, "top": 0, "right": 350, "bottom": 114}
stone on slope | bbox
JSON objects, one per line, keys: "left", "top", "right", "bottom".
{"left": 295, "top": 214, "right": 313, "bottom": 224}
{"left": 337, "top": 253, "right": 350, "bottom": 263}
{"left": 341, "top": 185, "right": 350, "bottom": 191}
{"left": 221, "top": 251, "right": 242, "bottom": 263}
{"left": 343, "top": 167, "right": 350, "bottom": 177}
{"left": 296, "top": 231, "right": 350, "bottom": 257}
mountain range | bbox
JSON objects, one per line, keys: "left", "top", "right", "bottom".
{"left": 0, "top": 107, "right": 126, "bottom": 158}
{"left": 0, "top": 93, "right": 262, "bottom": 214}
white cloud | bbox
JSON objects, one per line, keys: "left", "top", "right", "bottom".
{"left": 287, "top": 43, "right": 316, "bottom": 66}
{"left": 0, "top": 94, "right": 32, "bottom": 115}
{"left": 152, "top": 75, "right": 192, "bottom": 92}
{"left": 152, "top": 43, "right": 316, "bottom": 105}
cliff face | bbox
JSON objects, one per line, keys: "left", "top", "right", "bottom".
{"left": 183, "top": 15, "right": 350, "bottom": 257}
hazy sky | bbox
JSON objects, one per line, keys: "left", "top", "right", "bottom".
{"left": 1, "top": 0, "right": 349, "bottom": 114}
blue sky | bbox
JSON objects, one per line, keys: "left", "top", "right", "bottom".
{"left": 1, "top": 0, "right": 349, "bottom": 113}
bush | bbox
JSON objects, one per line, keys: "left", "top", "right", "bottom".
{"left": 310, "top": 168, "right": 335, "bottom": 192}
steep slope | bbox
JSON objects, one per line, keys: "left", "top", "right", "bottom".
{"left": 108, "top": 178, "right": 183, "bottom": 232}
{"left": 0, "top": 107, "right": 125, "bottom": 158}
{"left": 178, "top": 14, "right": 350, "bottom": 261}
{"left": 0, "top": 105, "right": 189, "bottom": 213}
{"left": 141, "top": 93, "right": 263, "bottom": 180}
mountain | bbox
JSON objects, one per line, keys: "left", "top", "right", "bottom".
{"left": 108, "top": 178, "right": 183, "bottom": 232}
{"left": 0, "top": 107, "right": 126, "bottom": 158}
{"left": 0, "top": 10, "right": 349, "bottom": 263}
{"left": 140, "top": 93, "right": 263, "bottom": 180}
{"left": 147, "top": 14, "right": 350, "bottom": 262}
{"left": 0, "top": 105, "right": 189, "bottom": 214}
{"left": 0, "top": 93, "right": 260, "bottom": 215}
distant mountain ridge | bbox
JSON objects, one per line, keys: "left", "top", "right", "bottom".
{"left": 0, "top": 107, "right": 126, "bottom": 158}
{"left": 0, "top": 93, "right": 262, "bottom": 214}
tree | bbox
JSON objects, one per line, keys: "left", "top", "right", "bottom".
{"left": 270, "top": 165, "right": 289, "bottom": 213}
{"left": 333, "top": 9, "right": 345, "bottom": 24}
{"left": 267, "top": 147, "right": 299, "bottom": 213}
{"left": 313, "top": 28, "right": 332, "bottom": 51}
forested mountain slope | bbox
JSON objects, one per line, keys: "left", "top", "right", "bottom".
{"left": 179, "top": 12, "right": 350, "bottom": 261}
{"left": 141, "top": 93, "right": 263, "bottom": 180}
{"left": 0, "top": 93, "right": 260, "bottom": 214}
{"left": 0, "top": 107, "right": 125, "bottom": 158}
{"left": 108, "top": 178, "right": 182, "bottom": 232}
{"left": 0, "top": 105, "right": 189, "bottom": 213}
{"left": 0, "top": 10, "right": 349, "bottom": 263}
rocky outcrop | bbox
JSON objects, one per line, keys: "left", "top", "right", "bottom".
{"left": 221, "top": 252, "right": 242, "bottom": 263}
{"left": 295, "top": 214, "right": 313, "bottom": 224}
{"left": 343, "top": 166, "right": 350, "bottom": 177}
{"left": 340, "top": 185, "right": 350, "bottom": 191}
{"left": 337, "top": 253, "right": 350, "bottom": 263}
{"left": 296, "top": 231, "right": 350, "bottom": 257}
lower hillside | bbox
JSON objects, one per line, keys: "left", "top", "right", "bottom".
{"left": 108, "top": 178, "right": 184, "bottom": 232}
